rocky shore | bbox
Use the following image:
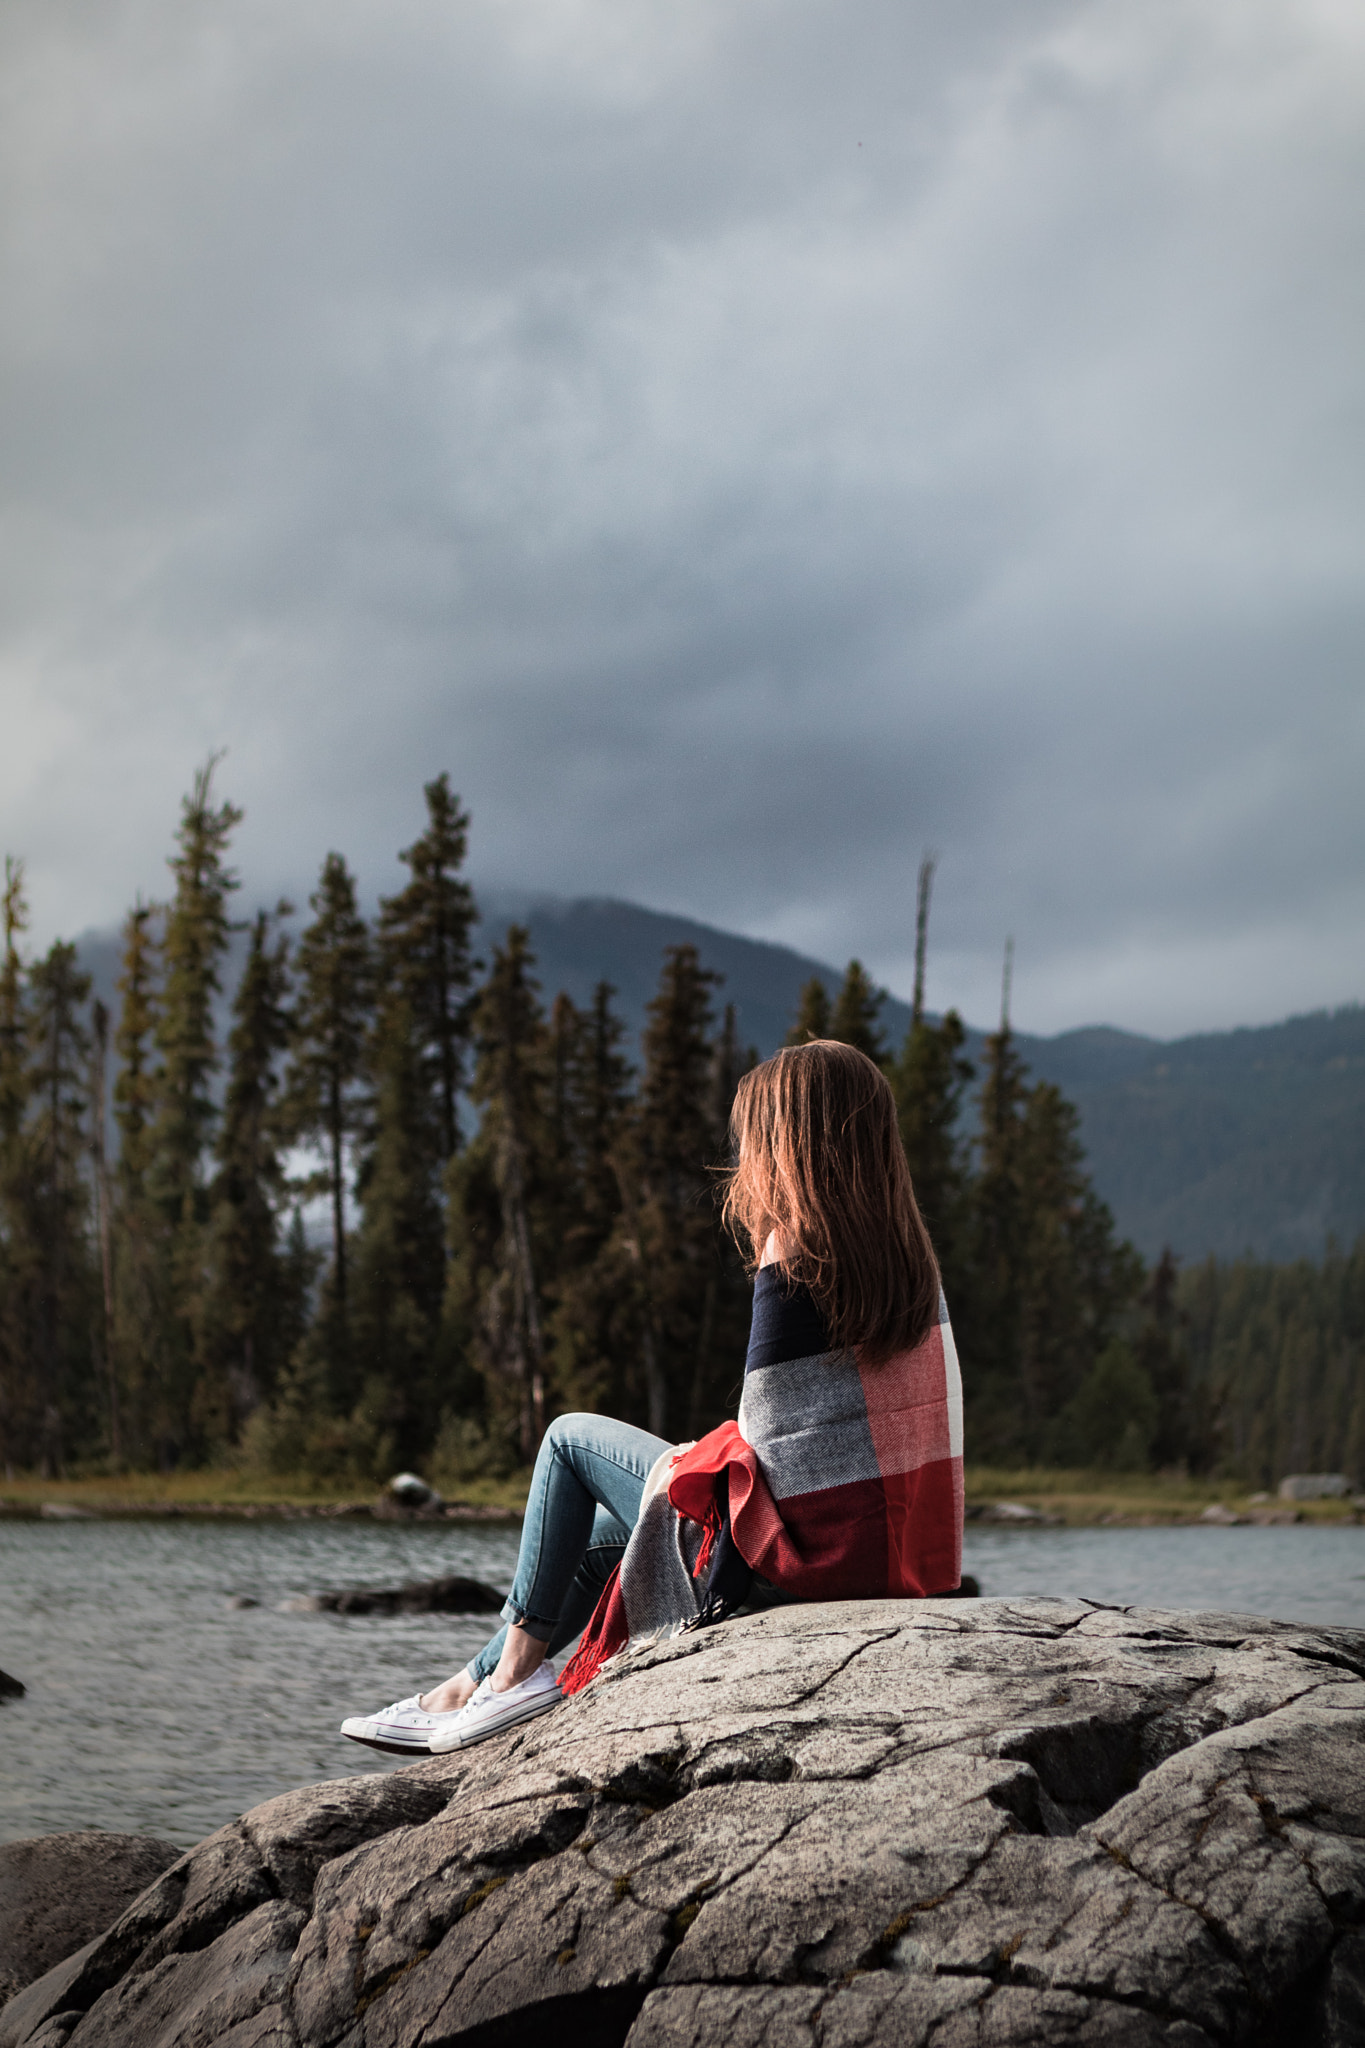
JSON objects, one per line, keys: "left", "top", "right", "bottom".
{"left": 0, "top": 1835, "right": 181, "bottom": 2011}
{"left": 3, "top": 1596, "right": 1363, "bottom": 2046}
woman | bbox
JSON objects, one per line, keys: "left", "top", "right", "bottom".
{"left": 340, "top": 1039, "right": 963, "bottom": 1756}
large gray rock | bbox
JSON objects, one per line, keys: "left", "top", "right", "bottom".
{"left": 4, "top": 1598, "right": 1364, "bottom": 2048}
{"left": 0, "top": 1834, "right": 181, "bottom": 2008}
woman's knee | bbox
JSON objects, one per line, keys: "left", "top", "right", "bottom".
{"left": 545, "top": 1411, "right": 596, "bottom": 1453}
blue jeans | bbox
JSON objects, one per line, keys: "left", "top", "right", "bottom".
{"left": 467, "top": 1412, "right": 671, "bottom": 1683}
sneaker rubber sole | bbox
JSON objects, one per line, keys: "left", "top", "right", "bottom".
{"left": 339, "top": 1726, "right": 436, "bottom": 1755}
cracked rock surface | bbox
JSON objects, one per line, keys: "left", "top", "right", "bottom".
{"left": 3, "top": 1598, "right": 1363, "bottom": 2048}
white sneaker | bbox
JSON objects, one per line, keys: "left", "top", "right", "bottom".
{"left": 340, "top": 1694, "right": 463, "bottom": 1754}
{"left": 426, "top": 1663, "right": 562, "bottom": 1753}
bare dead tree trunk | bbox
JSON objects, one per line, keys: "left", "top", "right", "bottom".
{"left": 912, "top": 852, "right": 937, "bottom": 1028}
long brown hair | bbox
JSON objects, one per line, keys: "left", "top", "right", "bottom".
{"left": 722, "top": 1040, "right": 940, "bottom": 1364}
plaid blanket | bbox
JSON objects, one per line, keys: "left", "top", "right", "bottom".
{"left": 559, "top": 1269, "right": 963, "bottom": 1695}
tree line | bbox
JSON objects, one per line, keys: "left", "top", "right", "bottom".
{"left": 1, "top": 766, "right": 1361, "bottom": 1487}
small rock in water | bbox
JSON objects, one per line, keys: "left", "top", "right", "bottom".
{"left": 973, "top": 1500, "right": 1054, "bottom": 1524}
{"left": 387, "top": 1471, "right": 442, "bottom": 1510}
{"left": 225, "top": 1594, "right": 260, "bottom": 1610}
{"left": 0, "top": 1667, "right": 25, "bottom": 1701}
{"left": 38, "top": 1502, "right": 96, "bottom": 1520}
{"left": 1200, "top": 1502, "right": 1245, "bottom": 1524}
{"left": 306, "top": 1573, "right": 504, "bottom": 1616}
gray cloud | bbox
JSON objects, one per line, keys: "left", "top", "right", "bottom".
{"left": 1, "top": 0, "right": 1361, "bottom": 1034}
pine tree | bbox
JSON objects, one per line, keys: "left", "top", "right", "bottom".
{"left": 786, "top": 976, "right": 831, "bottom": 1045}
{"left": 113, "top": 903, "right": 159, "bottom": 1193}
{"left": 710, "top": 1001, "right": 754, "bottom": 1133}
{"left": 627, "top": 944, "right": 723, "bottom": 1438}
{"left": 1171, "top": 1244, "right": 1365, "bottom": 1486}
{"left": 0, "top": 860, "right": 29, "bottom": 1475}
{"left": 1014, "top": 1081, "right": 1141, "bottom": 1437}
{"left": 194, "top": 906, "right": 298, "bottom": 1448}
{"left": 449, "top": 928, "right": 554, "bottom": 1460}
{"left": 1052, "top": 1338, "right": 1159, "bottom": 1471}
{"left": 350, "top": 986, "right": 449, "bottom": 1462}
{"left": 284, "top": 852, "right": 372, "bottom": 1394}
{"left": 110, "top": 901, "right": 165, "bottom": 1462}
{"left": 377, "top": 774, "right": 477, "bottom": 1163}
{"left": 1134, "top": 1247, "right": 1194, "bottom": 1469}
{"left": 149, "top": 762, "right": 243, "bottom": 1223}
{"left": 964, "top": 1012, "right": 1142, "bottom": 1461}
{"left": 828, "top": 960, "right": 888, "bottom": 1063}
{"left": 579, "top": 984, "right": 635, "bottom": 1231}
{"left": 962, "top": 1017, "right": 1029, "bottom": 1455}
{"left": 141, "top": 762, "right": 243, "bottom": 1460}
{"left": 687, "top": 999, "right": 756, "bottom": 1433}
{"left": 542, "top": 991, "right": 595, "bottom": 1266}
{"left": 25, "top": 941, "right": 96, "bottom": 1473}
{"left": 90, "top": 998, "right": 119, "bottom": 1464}
{"left": 542, "top": 983, "right": 638, "bottom": 1416}
{"left": 0, "top": 887, "right": 95, "bottom": 1474}
{"left": 341, "top": 775, "right": 477, "bottom": 1452}
{"left": 892, "top": 1008, "right": 973, "bottom": 1310}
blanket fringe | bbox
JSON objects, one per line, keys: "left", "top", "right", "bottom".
{"left": 691, "top": 1504, "right": 722, "bottom": 1581}
{"left": 561, "top": 1618, "right": 695, "bottom": 1695}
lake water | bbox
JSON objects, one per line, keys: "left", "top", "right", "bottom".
{"left": 2, "top": 1517, "right": 1363, "bottom": 1849}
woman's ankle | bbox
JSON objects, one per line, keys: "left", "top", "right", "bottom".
{"left": 489, "top": 1657, "right": 550, "bottom": 1694}
{"left": 419, "top": 1669, "right": 477, "bottom": 1713}
{"left": 490, "top": 1624, "right": 551, "bottom": 1692}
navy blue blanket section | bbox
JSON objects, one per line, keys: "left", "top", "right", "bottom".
{"left": 699, "top": 1265, "right": 828, "bottom": 1617}
{"left": 744, "top": 1264, "right": 829, "bottom": 1374}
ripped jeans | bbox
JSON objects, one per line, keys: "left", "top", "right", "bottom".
{"left": 467, "top": 1411, "right": 670, "bottom": 1683}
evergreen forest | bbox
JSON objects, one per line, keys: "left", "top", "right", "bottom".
{"left": 2, "top": 766, "right": 1362, "bottom": 1490}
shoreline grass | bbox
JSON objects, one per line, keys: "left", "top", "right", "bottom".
{"left": 0, "top": 1468, "right": 532, "bottom": 1515}
{"left": 962, "top": 1466, "right": 1362, "bottom": 1526}
{"left": 1, "top": 1464, "right": 1358, "bottom": 1525}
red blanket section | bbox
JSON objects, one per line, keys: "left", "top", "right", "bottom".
{"left": 668, "top": 1422, "right": 962, "bottom": 1603}
{"left": 559, "top": 1420, "right": 962, "bottom": 1696}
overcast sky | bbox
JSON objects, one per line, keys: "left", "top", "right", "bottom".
{"left": 1, "top": 0, "right": 1361, "bottom": 1038}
